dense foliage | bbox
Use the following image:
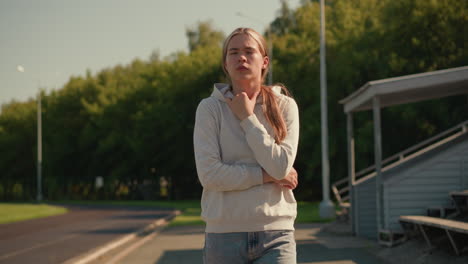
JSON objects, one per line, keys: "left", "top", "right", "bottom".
{"left": 1, "top": 0, "right": 467, "bottom": 201}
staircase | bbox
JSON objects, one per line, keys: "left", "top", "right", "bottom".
{"left": 332, "top": 120, "right": 468, "bottom": 221}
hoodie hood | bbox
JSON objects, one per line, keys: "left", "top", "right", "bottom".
{"left": 211, "top": 83, "right": 232, "bottom": 102}
{"left": 211, "top": 83, "right": 282, "bottom": 103}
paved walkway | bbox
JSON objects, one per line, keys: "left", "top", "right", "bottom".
{"left": 65, "top": 216, "right": 468, "bottom": 264}
{"left": 110, "top": 222, "right": 388, "bottom": 264}
{"left": 0, "top": 204, "right": 173, "bottom": 264}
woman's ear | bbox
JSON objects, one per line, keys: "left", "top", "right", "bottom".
{"left": 263, "top": 56, "right": 269, "bottom": 69}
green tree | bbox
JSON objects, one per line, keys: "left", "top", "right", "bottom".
{"left": 0, "top": 2, "right": 466, "bottom": 201}
{"left": 186, "top": 21, "right": 225, "bottom": 53}
{"left": 0, "top": 100, "right": 37, "bottom": 200}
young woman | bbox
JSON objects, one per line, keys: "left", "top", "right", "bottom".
{"left": 193, "top": 27, "right": 300, "bottom": 264}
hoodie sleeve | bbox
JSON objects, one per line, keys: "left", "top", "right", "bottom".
{"left": 239, "top": 97, "right": 299, "bottom": 180}
{"left": 193, "top": 99, "right": 263, "bottom": 192}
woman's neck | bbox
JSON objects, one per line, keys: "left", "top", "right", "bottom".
{"left": 231, "top": 79, "right": 262, "bottom": 99}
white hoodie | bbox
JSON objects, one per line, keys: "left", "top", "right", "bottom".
{"left": 193, "top": 83, "right": 299, "bottom": 233}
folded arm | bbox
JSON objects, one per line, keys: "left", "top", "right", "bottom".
{"left": 193, "top": 100, "right": 263, "bottom": 192}
{"left": 240, "top": 97, "right": 300, "bottom": 181}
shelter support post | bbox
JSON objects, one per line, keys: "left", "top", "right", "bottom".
{"left": 373, "top": 96, "right": 383, "bottom": 230}
{"left": 346, "top": 112, "right": 356, "bottom": 234}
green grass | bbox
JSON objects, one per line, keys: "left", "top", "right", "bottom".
{"left": 164, "top": 200, "right": 335, "bottom": 226}
{"left": 296, "top": 201, "right": 336, "bottom": 223}
{"left": 50, "top": 200, "right": 204, "bottom": 227}
{"left": 3, "top": 200, "right": 335, "bottom": 226}
{"left": 0, "top": 203, "right": 68, "bottom": 224}
{"left": 56, "top": 200, "right": 334, "bottom": 226}
{"left": 159, "top": 200, "right": 336, "bottom": 226}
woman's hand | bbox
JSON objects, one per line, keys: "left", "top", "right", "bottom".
{"left": 225, "top": 91, "right": 259, "bottom": 121}
{"left": 262, "top": 167, "right": 298, "bottom": 190}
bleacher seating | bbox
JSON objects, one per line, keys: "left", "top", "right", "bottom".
{"left": 399, "top": 190, "right": 468, "bottom": 255}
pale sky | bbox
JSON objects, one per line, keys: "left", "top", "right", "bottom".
{"left": 0, "top": 0, "right": 302, "bottom": 106}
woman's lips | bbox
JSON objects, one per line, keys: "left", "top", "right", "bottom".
{"left": 237, "top": 65, "right": 248, "bottom": 71}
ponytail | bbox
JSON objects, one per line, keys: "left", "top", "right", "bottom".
{"left": 261, "top": 85, "right": 291, "bottom": 143}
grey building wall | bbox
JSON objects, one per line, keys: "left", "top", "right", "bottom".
{"left": 352, "top": 134, "right": 468, "bottom": 239}
{"left": 384, "top": 135, "right": 468, "bottom": 232}
{"left": 354, "top": 177, "right": 377, "bottom": 239}
{"left": 463, "top": 140, "right": 468, "bottom": 188}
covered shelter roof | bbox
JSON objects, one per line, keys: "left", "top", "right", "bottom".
{"left": 340, "top": 66, "right": 468, "bottom": 113}
{"left": 339, "top": 66, "right": 468, "bottom": 235}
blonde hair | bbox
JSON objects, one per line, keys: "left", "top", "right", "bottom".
{"left": 222, "top": 27, "right": 290, "bottom": 143}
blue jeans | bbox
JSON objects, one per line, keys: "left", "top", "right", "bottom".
{"left": 203, "top": 230, "right": 296, "bottom": 264}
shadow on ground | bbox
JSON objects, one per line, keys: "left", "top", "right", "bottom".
{"left": 155, "top": 249, "right": 203, "bottom": 264}
{"left": 296, "top": 241, "right": 383, "bottom": 264}
{"left": 153, "top": 239, "right": 385, "bottom": 264}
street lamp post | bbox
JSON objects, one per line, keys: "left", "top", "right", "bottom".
{"left": 318, "top": 0, "right": 335, "bottom": 218}
{"left": 37, "top": 89, "right": 42, "bottom": 201}
{"left": 17, "top": 65, "right": 43, "bottom": 202}
{"left": 235, "top": 12, "right": 273, "bottom": 85}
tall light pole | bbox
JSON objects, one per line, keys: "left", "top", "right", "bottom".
{"left": 235, "top": 12, "right": 273, "bottom": 85}
{"left": 17, "top": 65, "right": 43, "bottom": 202}
{"left": 318, "top": 0, "right": 335, "bottom": 218}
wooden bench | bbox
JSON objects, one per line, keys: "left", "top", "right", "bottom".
{"left": 400, "top": 215, "right": 468, "bottom": 255}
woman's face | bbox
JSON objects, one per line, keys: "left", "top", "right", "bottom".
{"left": 224, "top": 33, "right": 269, "bottom": 83}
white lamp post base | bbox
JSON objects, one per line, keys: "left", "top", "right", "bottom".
{"left": 319, "top": 199, "right": 335, "bottom": 219}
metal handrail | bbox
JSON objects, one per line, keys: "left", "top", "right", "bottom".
{"left": 332, "top": 120, "right": 468, "bottom": 206}
{"left": 355, "top": 120, "right": 468, "bottom": 178}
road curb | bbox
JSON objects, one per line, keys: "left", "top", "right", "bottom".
{"left": 62, "top": 209, "right": 181, "bottom": 264}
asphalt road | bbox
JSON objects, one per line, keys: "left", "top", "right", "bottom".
{"left": 0, "top": 204, "right": 174, "bottom": 264}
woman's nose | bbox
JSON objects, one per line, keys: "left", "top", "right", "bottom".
{"left": 238, "top": 54, "right": 247, "bottom": 62}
